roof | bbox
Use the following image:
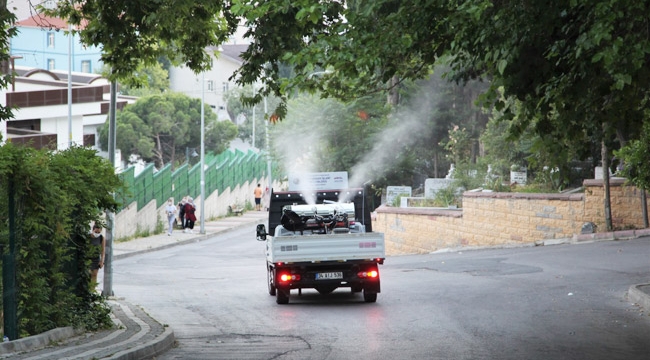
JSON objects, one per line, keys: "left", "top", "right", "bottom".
{"left": 16, "top": 14, "right": 67, "bottom": 29}
{"left": 210, "top": 44, "right": 249, "bottom": 65}
{"left": 15, "top": 14, "right": 87, "bottom": 30}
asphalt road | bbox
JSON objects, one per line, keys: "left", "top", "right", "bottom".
{"left": 112, "top": 224, "right": 650, "bottom": 360}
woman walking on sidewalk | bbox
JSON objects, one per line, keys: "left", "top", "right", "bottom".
{"left": 165, "top": 198, "right": 177, "bottom": 236}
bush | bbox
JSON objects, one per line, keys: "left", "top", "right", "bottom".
{"left": 0, "top": 145, "right": 124, "bottom": 337}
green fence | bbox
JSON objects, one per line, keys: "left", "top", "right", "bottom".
{"left": 119, "top": 149, "right": 269, "bottom": 210}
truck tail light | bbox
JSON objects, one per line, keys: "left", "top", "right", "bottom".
{"left": 279, "top": 273, "right": 300, "bottom": 282}
{"left": 357, "top": 270, "right": 378, "bottom": 279}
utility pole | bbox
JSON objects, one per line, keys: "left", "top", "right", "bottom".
{"left": 2, "top": 178, "right": 18, "bottom": 340}
{"left": 264, "top": 97, "right": 272, "bottom": 193}
{"left": 67, "top": 22, "right": 72, "bottom": 147}
{"left": 102, "top": 80, "right": 117, "bottom": 297}
{"left": 200, "top": 73, "right": 205, "bottom": 234}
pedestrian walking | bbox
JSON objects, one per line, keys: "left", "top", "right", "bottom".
{"left": 183, "top": 197, "right": 197, "bottom": 233}
{"left": 254, "top": 183, "right": 263, "bottom": 211}
{"left": 177, "top": 196, "right": 187, "bottom": 229}
{"left": 89, "top": 223, "right": 105, "bottom": 285}
{"left": 165, "top": 198, "right": 177, "bottom": 236}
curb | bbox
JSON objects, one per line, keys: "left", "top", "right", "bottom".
{"left": 0, "top": 299, "right": 175, "bottom": 359}
{"left": 628, "top": 284, "right": 650, "bottom": 312}
{"left": 108, "top": 325, "right": 175, "bottom": 360}
{"left": 114, "top": 216, "right": 263, "bottom": 260}
{"left": 0, "top": 327, "right": 84, "bottom": 355}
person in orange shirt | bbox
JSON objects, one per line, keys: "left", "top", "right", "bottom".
{"left": 254, "top": 183, "right": 263, "bottom": 211}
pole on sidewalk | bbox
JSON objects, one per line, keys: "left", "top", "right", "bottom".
{"left": 3, "top": 178, "right": 18, "bottom": 340}
{"left": 103, "top": 80, "right": 117, "bottom": 297}
{"left": 200, "top": 72, "right": 206, "bottom": 234}
{"left": 264, "top": 97, "right": 272, "bottom": 193}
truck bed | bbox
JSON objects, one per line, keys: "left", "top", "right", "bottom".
{"left": 266, "top": 232, "right": 385, "bottom": 263}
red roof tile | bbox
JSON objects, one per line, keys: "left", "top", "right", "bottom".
{"left": 16, "top": 14, "right": 69, "bottom": 30}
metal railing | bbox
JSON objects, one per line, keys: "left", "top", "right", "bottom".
{"left": 119, "top": 149, "right": 269, "bottom": 210}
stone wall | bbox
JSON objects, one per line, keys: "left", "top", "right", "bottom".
{"left": 583, "top": 178, "right": 649, "bottom": 231}
{"left": 374, "top": 179, "right": 649, "bottom": 255}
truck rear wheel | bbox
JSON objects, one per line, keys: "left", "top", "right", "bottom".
{"left": 276, "top": 289, "right": 289, "bottom": 304}
{"left": 363, "top": 290, "right": 377, "bottom": 303}
{"left": 267, "top": 267, "right": 276, "bottom": 296}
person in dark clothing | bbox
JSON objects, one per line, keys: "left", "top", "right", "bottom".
{"left": 177, "top": 197, "right": 186, "bottom": 229}
{"left": 89, "top": 223, "right": 105, "bottom": 285}
{"left": 183, "top": 197, "right": 197, "bottom": 233}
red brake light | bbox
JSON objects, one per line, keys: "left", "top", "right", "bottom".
{"left": 357, "top": 270, "right": 379, "bottom": 279}
{"left": 279, "top": 273, "right": 300, "bottom": 282}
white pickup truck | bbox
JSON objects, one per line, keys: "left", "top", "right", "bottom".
{"left": 256, "top": 189, "right": 385, "bottom": 304}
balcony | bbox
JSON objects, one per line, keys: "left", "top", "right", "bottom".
{"left": 6, "top": 128, "right": 58, "bottom": 150}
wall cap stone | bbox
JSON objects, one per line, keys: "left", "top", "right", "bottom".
{"left": 583, "top": 178, "right": 628, "bottom": 187}
{"left": 374, "top": 205, "right": 463, "bottom": 217}
{"left": 462, "top": 191, "right": 583, "bottom": 201}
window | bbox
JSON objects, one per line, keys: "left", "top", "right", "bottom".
{"left": 207, "top": 80, "right": 214, "bottom": 92}
{"left": 222, "top": 82, "right": 229, "bottom": 93}
{"left": 81, "top": 60, "right": 91, "bottom": 73}
{"left": 47, "top": 59, "right": 55, "bottom": 71}
{"left": 83, "top": 133, "right": 96, "bottom": 147}
{"left": 47, "top": 32, "right": 55, "bottom": 48}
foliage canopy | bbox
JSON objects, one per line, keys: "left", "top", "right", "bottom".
{"left": 0, "top": 145, "right": 123, "bottom": 336}
{"left": 98, "top": 92, "right": 238, "bottom": 168}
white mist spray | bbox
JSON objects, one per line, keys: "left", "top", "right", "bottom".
{"left": 344, "top": 88, "right": 437, "bottom": 202}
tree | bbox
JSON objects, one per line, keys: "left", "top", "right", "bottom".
{"left": 41, "top": 1, "right": 650, "bottom": 202}
{"left": 46, "top": 0, "right": 237, "bottom": 85}
{"left": 224, "top": 84, "right": 281, "bottom": 150}
{"left": 402, "top": 63, "right": 490, "bottom": 179}
{"left": 98, "top": 93, "right": 237, "bottom": 168}
{"left": 615, "top": 120, "right": 650, "bottom": 191}
{"left": 0, "top": 144, "right": 123, "bottom": 336}
{"left": 0, "top": 1, "right": 17, "bottom": 124}
{"left": 231, "top": 0, "right": 455, "bottom": 117}
{"left": 117, "top": 61, "right": 170, "bottom": 97}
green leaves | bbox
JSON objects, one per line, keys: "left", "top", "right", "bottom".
{"left": 0, "top": 144, "right": 124, "bottom": 336}
{"left": 46, "top": 0, "right": 237, "bottom": 82}
{"left": 99, "top": 93, "right": 236, "bottom": 169}
{"left": 615, "top": 118, "right": 650, "bottom": 191}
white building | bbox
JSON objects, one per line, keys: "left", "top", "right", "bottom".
{"left": 0, "top": 65, "right": 133, "bottom": 167}
{"left": 168, "top": 44, "right": 248, "bottom": 121}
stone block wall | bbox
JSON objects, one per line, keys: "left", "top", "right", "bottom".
{"left": 583, "top": 178, "right": 649, "bottom": 231}
{"left": 374, "top": 179, "right": 649, "bottom": 255}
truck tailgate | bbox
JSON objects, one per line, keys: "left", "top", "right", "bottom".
{"left": 267, "top": 232, "right": 385, "bottom": 263}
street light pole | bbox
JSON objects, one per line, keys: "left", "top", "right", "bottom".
{"left": 200, "top": 73, "right": 206, "bottom": 234}
{"left": 264, "top": 97, "right": 272, "bottom": 194}
{"left": 252, "top": 86, "right": 256, "bottom": 149}
{"left": 102, "top": 79, "right": 117, "bottom": 297}
{"left": 67, "top": 22, "right": 72, "bottom": 148}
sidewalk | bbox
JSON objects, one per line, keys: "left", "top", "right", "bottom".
{"left": 0, "top": 210, "right": 268, "bottom": 360}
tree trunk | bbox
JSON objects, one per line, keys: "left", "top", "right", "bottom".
{"left": 155, "top": 134, "right": 164, "bottom": 168}
{"left": 433, "top": 152, "right": 438, "bottom": 178}
{"left": 601, "top": 139, "right": 613, "bottom": 231}
{"left": 387, "top": 75, "right": 399, "bottom": 106}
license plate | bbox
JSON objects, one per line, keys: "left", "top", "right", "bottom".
{"left": 315, "top": 272, "right": 343, "bottom": 280}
